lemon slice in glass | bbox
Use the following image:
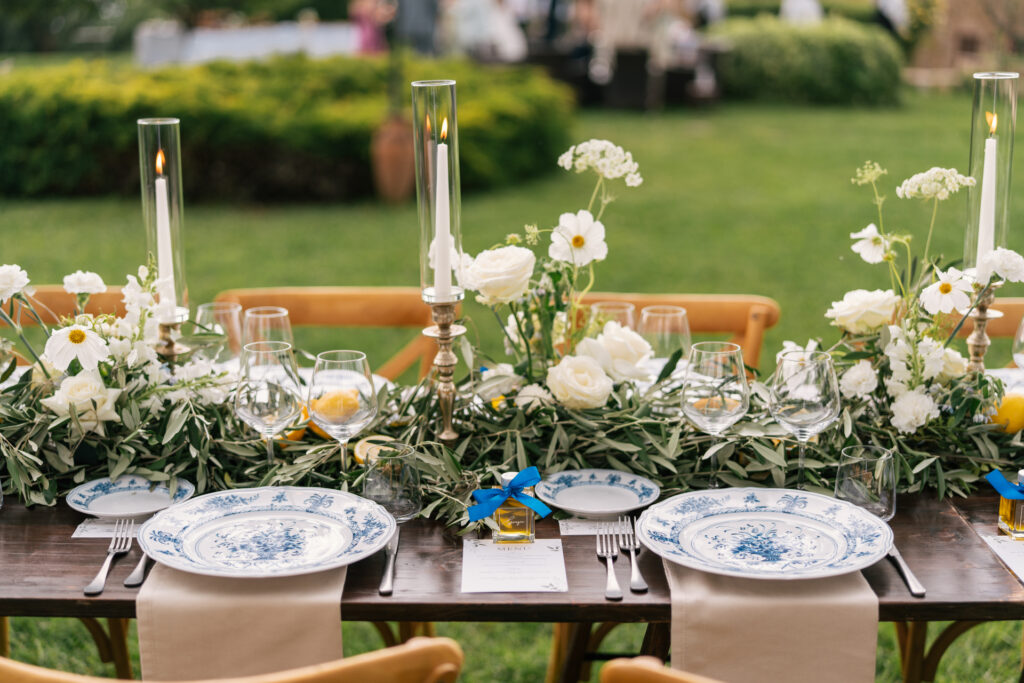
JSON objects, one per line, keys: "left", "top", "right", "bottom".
{"left": 353, "top": 435, "right": 393, "bottom": 464}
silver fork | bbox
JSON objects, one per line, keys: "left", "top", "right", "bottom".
{"left": 618, "top": 516, "right": 648, "bottom": 593}
{"left": 84, "top": 519, "right": 134, "bottom": 596}
{"left": 596, "top": 524, "right": 623, "bottom": 601}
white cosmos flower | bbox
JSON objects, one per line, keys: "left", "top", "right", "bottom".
{"left": 977, "top": 247, "right": 1024, "bottom": 284}
{"left": 0, "top": 264, "right": 29, "bottom": 303}
{"left": 549, "top": 210, "right": 608, "bottom": 267}
{"left": 42, "top": 325, "right": 110, "bottom": 372}
{"left": 890, "top": 389, "right": 939, "bottom": 434}
{"left": 62, "top": 270, "right": 107, "bottom": 295}
{"left": 919, "top": 267, "right": 972, "bottom": 314}
{"left": 839, "top": 360, "right": 878, "bottom": 399}
{"left": 849, "top": 223, "right": 889, "bottom": 264}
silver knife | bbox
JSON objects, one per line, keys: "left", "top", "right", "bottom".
{"left": 124, "top": 553, "right": 150, "bottom": 587}
{"left": 378, "top": 528, "right": 400, "bottom": 596}
{"left": 888, "top": 545, "right": 926, "bottom": 598}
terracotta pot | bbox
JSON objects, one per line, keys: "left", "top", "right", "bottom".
{"left": 371, "top": 114, "right": 415, "bottom": 203}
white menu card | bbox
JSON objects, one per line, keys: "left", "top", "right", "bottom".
{"left": 461, "top": 539, "right": 569, "bottom": 593}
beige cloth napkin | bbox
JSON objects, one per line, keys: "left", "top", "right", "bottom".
{"left": 137, "top": 564, "right": 346, "bottom": 681}
{"left": 663, "top": 560, "right": 878, "bottom": 683}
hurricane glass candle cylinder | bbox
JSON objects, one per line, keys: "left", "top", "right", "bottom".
{"left": 412, "top": 80, "right": 464, "bottom": 305}
{"left": 138, "top": 118, "right": 189, "bottom": 323}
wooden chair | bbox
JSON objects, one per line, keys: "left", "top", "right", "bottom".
{"left": 214, "top": 287, "right": 441, "bottom": 380}
{"left": 0, "top": 636, "right": 463, "bottom": 683}
{"left": 600, "top": 656, "right": 724, "bottom": 683}
{"left": 14, "top": 286, "right": 126, "bottom": 324}
{"left": 581, "top": 292, "right": 781, "bottom": 370}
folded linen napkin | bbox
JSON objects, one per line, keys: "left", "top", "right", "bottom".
{"left": 137, "top": 564, "right": 346, "bottom": 681}
{"left": 663, "top": 561, "right": 877, "bottom": 683}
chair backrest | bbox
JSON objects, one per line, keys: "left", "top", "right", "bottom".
{"left": 600, "top": 656, "right": 724, "bottom": 683}
{"left": 214, "top": 287, "right": 442, "bottom": 380}
{"left": 582, "top": 292, "right": 781, "bottom": 370}
{"left": 0, "top": 637, "right": 463, "bottom": 683}
{"left": 954, "top": 297, "right": 1024, "bottom": 338}
{"left": 13, "top": 286, "right": 126, "bottom": 326}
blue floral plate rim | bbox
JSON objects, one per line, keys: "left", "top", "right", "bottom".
{"left": 66, "top": 474, "right": 196, "bottom": 518}
{"left": 636, "top": 487, "right": 893, "bottom": 580}
{"left": 534, "top": 468, "right": 661, "bottom": 518}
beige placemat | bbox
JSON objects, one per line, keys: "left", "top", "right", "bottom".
{"left": 137, "top": 564, "right": 346, "bottom": 681}
{"left": 664, "top": 560, "right": 878, "bottom": 683}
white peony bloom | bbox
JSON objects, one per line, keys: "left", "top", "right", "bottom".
{"left": 890, "top": 389, "right": 940, "bottom": 434}
{"left": 0, "top": 264, "right": 29, "bottom": 303}
{"left": 40, "top": 370, "right": 121, "bottom": 435}
{"left": 514, "top": 383, "right": 553, "bottom": 412}
{"left": 884, "top": 377, "right": 909, "bottom": 398}
{"left": 478, "top": 363, "right": 524, "bottom": 400}
{"left": 977, "top": 247, "right": 1024, "bottom": 284}
{"left": 465, "top": 245, "right": 535, "bottom": 305}
{"left": 825, "top": 289, "right": 900, "bottom": 335}
{"left": 578, "top": 321, "right": 653, "bottom": 383}
{"left": 937, "top": 347, "right": 967, "bottom": 384}
{"left": 919, "top": 267, "right": 972, "bottom": 315}
{"left": 546, "top": 355, "right": 614, "bottom": 409}
{"left": 849, "top": 223, "right": 889, "bottom": 264}
{"left": 62, "top": 270, "right": 107, "bottom": 295}
{"left": 43, "top": 325, "right": 110, "bottom": 372}
{"left": 895, "top": 167, "right": 974, "bottom": 201}
{"left": 549, "top": 210, "right": 608, "bottom": 267}
{"left": 839, "top": 360, "right": 878, "bottom": 399}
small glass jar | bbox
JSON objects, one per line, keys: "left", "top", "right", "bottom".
{"left": 998, "top": 468, "right": 1024, "bottom": 540}
{"left": 493, "top": 472, "right": 535, "bottom": 544}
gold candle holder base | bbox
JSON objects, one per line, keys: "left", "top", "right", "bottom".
{"left": 156, "top": 321, "right": 190, "bottom": 364}
{"left": 423, "top": 302, "right": 466, "bottom": 444}
{"left": 967, "top": 282, "right": 1002, "bottom": 374}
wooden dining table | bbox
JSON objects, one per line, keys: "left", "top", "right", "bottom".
{"left": 1, "top": 492, "right": 1022, "bottom": 683}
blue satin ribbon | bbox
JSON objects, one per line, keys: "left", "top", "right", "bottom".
{"left": 986, "top": 470, "right": 1024, "bottom": 500}
{"left": 467, "top": 466, "right": 553, "bottom": 522}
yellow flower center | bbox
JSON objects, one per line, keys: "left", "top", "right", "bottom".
{"left": 571, "top": 235, "right": 586, "bottom": 248}
{"left": 939, "top": 283, "right": 953, "bottom": 295}
{"left": 68, "top": 329, "right": 87, "bottom": 344}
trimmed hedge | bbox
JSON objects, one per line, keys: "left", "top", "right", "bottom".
{"left": 724, "top": 0, "right": 877, "bottom": 23}
{"left": 710, "top": 16, "right": 904, "bottom": 105}
{"left": 0, "top": 55, "right": 574, "bottom": 201}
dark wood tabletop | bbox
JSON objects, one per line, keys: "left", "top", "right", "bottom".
{"left": 1, "top": 493, "right": 1022, "bottom": 623}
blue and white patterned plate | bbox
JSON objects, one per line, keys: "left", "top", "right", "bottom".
{"left": 534, "top": 469, "right": 660, "bottom": 519}
{"left": 637, "top": 488, "right": 892, "bottom": 580}
{"left": 66, "top": 475, "right": 195, "bottom": 518}
{"left": 138, "top": 487, "right": 395, "bottom": 578}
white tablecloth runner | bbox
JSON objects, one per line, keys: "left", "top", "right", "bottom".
{"left": 138, "top": 564, "right": 346, "bottom": 680}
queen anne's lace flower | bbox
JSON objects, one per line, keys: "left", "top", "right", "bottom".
{"left": 549, "top": 210, "right": 608, "bottom": 266}
{"left": 849, "top": 223, "right": 889, "bottom": 264}
{"left": 0, "top": 264, "right": 29, "bottom": 303}
{"left": 891, "top": 389, "right": 940, "bottom": 434}
{"left": 977, "top": 247, "right": 1024, "bottom": 284}
{"left": 851, "top": 161, "right": 886, "bottom": 186}
{"left": 840, "top": 360, "right": 878, "bottom": 399}
{"left": 62, "top": 270, "right": 106, "bottom": 295}
{"left": 43, "top": 325, "right": 110, "bottom": 372}
{"left": 919, "top": 267, "right": 972, "bottom": 315}
{"left": 558, "top": 139, "right": 642, "bottom": 184}
{"left": 895, "top": 167, "right": 974, "bottom": 201}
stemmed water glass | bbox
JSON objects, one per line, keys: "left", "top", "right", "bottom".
{"left": 234, "top": 341, "right": 303, "bottom": 465}
{"left": 590, "top": 301, "right": 636, "bottom": 329}
{"left": 243, "top": 306, "right": 294, "bottom": 346}
{"left": 307, "top": 350, "right": 378, "bottom": 473}
{"left": 680, "top": 342, "right": 750, "bottom": 487}
{"left": 769, "top": 350, "right": 841, "bottom": 489}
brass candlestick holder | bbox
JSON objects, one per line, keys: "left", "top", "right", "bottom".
{"left": 423, "top": 302, "right": 466, "bottom": 443}
{"left": 156, "top": 321, "right": 190, "bottom": 364}
{"left": 967, "top": 282, "right": 1002, "bottom": 373}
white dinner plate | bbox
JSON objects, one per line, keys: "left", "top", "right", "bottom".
{"left": 138, "top": 487, "right": 395, "bottom": 578}
{"left": 534, "top": 469, "right": 660, "bottom": 519}
{"left": 66, "top": 475, "right": 195, "bottom": 518}
{"left": 637, "top": 488, "right": 893, "bottom": 580}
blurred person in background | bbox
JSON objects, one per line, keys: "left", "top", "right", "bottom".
{"left": 350, "top": 0, "right": 396, "bottom": 53}
{"left": 395, "top": 0, "right": 440, "bottom": 54}
{"left": 446, "top": 0, "right": 527, "bottom": 61}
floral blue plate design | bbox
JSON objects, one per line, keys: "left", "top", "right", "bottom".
{"left": 138, "top": 487, "right": 396, "bottom": 578}
{"left": 67, "top": 475, "right": 195, "bottom": 518}
{"left": 637, "top": 488, "right": 892, "bottom": 580}
{"left": 534, "top": 469, "right": 660, "bottom": 519}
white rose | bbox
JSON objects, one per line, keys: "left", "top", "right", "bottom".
{"left": 937, "top": 348, "right": 967, "bottom": 384}
{"left": 839, "top": 360, "right": 878, "bottom": 399}
{"left": 825, "top": 289, "right": 900, "bottom": 335}
{"left": 890, "top": 389, "right": 939, "bottom": 434}
{"left": 62, "top": 270, "right": 107, "bottom": 295}
{"left": 40, "top": 370, "right": 121, "bottom": 436}
{"left": 466, "top": 246, "right": 536, "bottom": 305}
{"left": 478, "top": 363, "right": 524, "bottom": 401}
{"left": 578, "top": 322, "right": 653, "bottom": 382}
{"left": 514, "top": 383, "right": 553, "bottom": 413}
{"left": 546, "top": 355, "right": 614, "bottom": 409}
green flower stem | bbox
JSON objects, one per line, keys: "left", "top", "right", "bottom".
{"left": 508, "top": 301, "right": 534, "bottom": 381}
{"left": 0, "top": 307, "right": 49, "bottom": 378}
{"left": 922, "top": 198, "right": 939, "bottom": 270}
{"left": 587, "top": 176, "right": 604, "bottom": 215}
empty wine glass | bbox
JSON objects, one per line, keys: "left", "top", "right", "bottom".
{"left": 362, "top": 442, "right": 423, "bottom": 522}
{"left": 681, "top": 342, "right": 750, "bottom": 487}
{"left": 590, "top": 301, "right": 636, "bottom": 329}
{"left": 308, "top": 350, "right": 378, "bottom": 473}
{"left": 640, "top": 305, "right": 692, "bottom": 375}
{"left": 193, "top": 302, "right": 242, "bottom": 367}
{"left": 243, "top": 306, "right": 294, "bottom": 346}
{"left": 834, "top": 445, "right": 896, "bottom": 521}
{"left": 769, "top": 350, "right": 841, "bottom": 489}
{"left": 1013, "top": 316, "right": 1024, "bottom": 369}
{"left": 234, "top": 341, "right": 303, "bottom": 465}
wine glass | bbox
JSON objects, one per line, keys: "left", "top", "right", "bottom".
{"left": 307, "top": 350, "right": 378, "bottom": 473}
{"left": 680, "top": 342, "right": 750, "bottom": 487}
{"left": 769, "top": 350, "right": 841, "bottom": 489}
{"left": 362, "top": 442, "right": 423, "bottom": 523}
{"left": 234, "top": 341, "right": 303, "bottom": 465}
{"left": 1013, "top": 316, "right": 1024, "bottom": 368}
{"left": 193, "top": 302, "right": 242, "bottom": 368}
{"left": 590, "top": 301, "right": 636, "bottom": 329}
{"left": 640, "top": 305, "right": 692, "bottom": 377}
{"left": 834, "top": 445, "right": 896, "bottom": 521}
{"left": 243, "top": 306, "right": 294, "bottom": 346}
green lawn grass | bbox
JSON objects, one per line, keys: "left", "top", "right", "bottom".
{"left": 4, "top": 90, "right": 1024, "bottom": 680}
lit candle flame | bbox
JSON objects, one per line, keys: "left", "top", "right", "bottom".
{"left": 155, "top": 148, "right": 166, "bottom": 175}
{"left": 441, "top": 118, "right": 448, "bottom": 141}
{"left": 987, "top": 111, "right": 998, "bottom": 136}
{"left": 425, "top": 115, "right": 431, "bottom": 135}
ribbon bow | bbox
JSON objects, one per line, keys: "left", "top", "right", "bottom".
{"left": 985, "top": 470, "right": 1024, "bottom": 500}
{"left": 467, "top": 466, "right": 553, "bottom": 522}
